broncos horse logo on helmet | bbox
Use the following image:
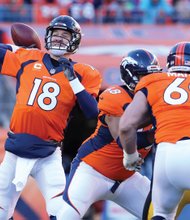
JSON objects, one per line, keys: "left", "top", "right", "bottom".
{"left": 45, "top": 15, "right": 82, "bottom": 54}
{"left": 167, "top": 41, "right": 190, "bottom": 73}
{"left": 120, "top": 49, "right": 162, "bottom": 91}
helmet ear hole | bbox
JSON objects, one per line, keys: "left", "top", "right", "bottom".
{"left": 45, "top": 15, "right": 82, "bottom": 54}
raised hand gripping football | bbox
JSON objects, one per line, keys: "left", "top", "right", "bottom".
{"left": 58, "top": 57, "right": 76, "bottom": 81}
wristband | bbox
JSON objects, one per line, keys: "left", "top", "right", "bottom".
{"left": 69, "top": 78, "right": 85, "bottom": 94}
{"left": 123, "top": 150, "right": 139, "bottom": 164}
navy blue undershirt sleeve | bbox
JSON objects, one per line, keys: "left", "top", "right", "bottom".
{"left": 0, "top": 43, "right": 12, "bottom": 51}
{"left": 116, "top": 136, "right": 122, "bottom": 149}
{"left": 0, "top": 47, "right": 8, "bottom": 72}
{"left": 137, "top": 130, "right": 153, "bottom": 149}
{"left": 76, "top": 90, "right": 99, "bottom": 119}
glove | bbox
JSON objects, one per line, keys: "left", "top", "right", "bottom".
{"left": 58, "top": 57, "right": 76, "bottom": 81}
{"left": 123, "top": 150, "right": 144, "bottom": 172}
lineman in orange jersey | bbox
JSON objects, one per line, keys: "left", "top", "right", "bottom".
{"left": 119, "top": 42, "right": 190, "bottom": 220}
{"left": 0, "top": 16, "right": 101, "bottom": 220}
{"left": 56, "top": 49, "right": 161, "bottom": 220}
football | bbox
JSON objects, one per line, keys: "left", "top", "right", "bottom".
{"left": 11, "top": 22, "right": 41, "bottom": 49}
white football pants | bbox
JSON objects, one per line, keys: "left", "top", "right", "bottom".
{"left": 152, "top": 140, "right": 190, "bottom": 220}
{"left": 57, "top": 161, "right": 150, "bottom": 220}
{"left": 0, "top": 148, "right": 66, "bottom": 220}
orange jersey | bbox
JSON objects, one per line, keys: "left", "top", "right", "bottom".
{"left": 135, "top": 72, "right": 190, "bottom": 144}
{"left": 77, "top": 85, "right": 150, "bottom": 181}
{"left": 0, "top": 48, "right": 102, "bottom": 142}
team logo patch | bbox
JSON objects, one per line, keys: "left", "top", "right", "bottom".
{"left": 50, "top": 68, "right": 56, "bottom": 74}
{"left": 121, "top": 57, "right": 138, "bottom": 67}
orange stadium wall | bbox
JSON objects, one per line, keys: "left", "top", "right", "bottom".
{"left": 1, "top": 23, "right": 190, "bottom": 219}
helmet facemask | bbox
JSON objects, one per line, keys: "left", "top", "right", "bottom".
{"left": 46, "top": 29, "right": 81, "bottom": 56}
{"left": 46, "top": 29, "right": 71, "bottom": 56}
{"left": 120, "top": 68, "right": 139, "bottom": 91}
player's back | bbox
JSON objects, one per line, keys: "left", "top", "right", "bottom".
{"left": 136, "top": 72, "right": 190, "bottom": 144}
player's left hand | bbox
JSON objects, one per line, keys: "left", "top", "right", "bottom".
{"left": 58, "top": 57, "right": 76, "bottom": 81}
{"left": 123, "top": 150, "right": 144, "bottom": 172}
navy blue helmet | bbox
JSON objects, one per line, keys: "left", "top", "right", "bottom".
{"left": 120, "top": 49, "right": 162, "bottom": 91}
{"left": 167, "top": 41, "right": 190, "bottom": 72}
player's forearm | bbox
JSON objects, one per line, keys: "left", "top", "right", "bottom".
{"left": 76, "top": 90, "right": 99, "bottom": 119}
{"left": 119, "top": 125, "right": 137, "bottom": 154}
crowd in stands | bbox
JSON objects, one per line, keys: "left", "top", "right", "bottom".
{"left": 0, "top": 0, "right": 190, "bottom": 24}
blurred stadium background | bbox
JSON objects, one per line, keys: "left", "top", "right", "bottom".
{"left": 0, "top": 0, "right": 190, "bottom": 219}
